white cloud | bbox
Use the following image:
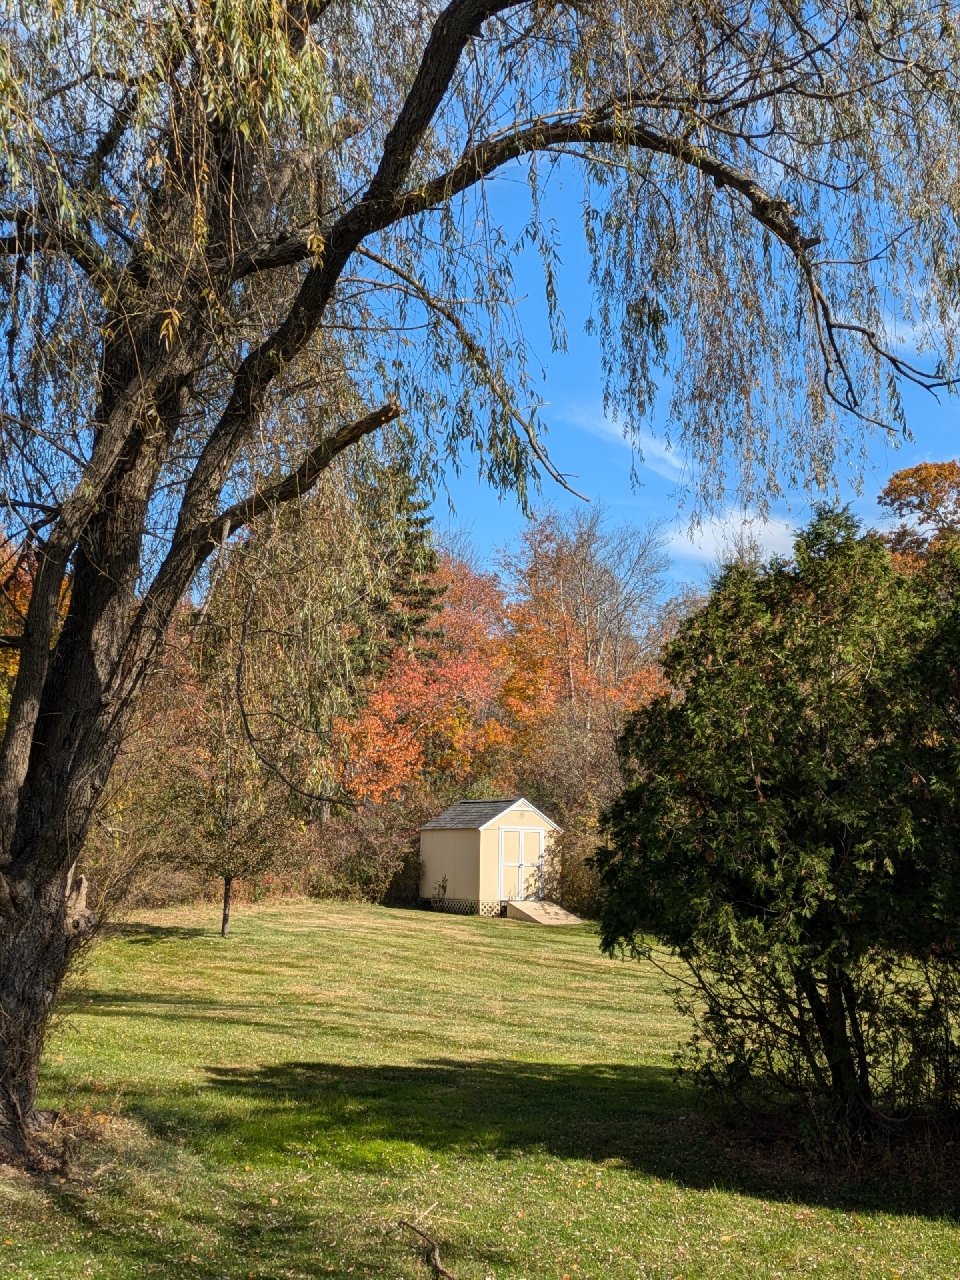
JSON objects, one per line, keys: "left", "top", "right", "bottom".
{"left": 881, "top": 307, "right": 956, "bottom": 360}
{"left": 553, "top": 401, "right": 684, "bottom": 481}
{"left": 668, "top": 508, "right": 797, "bottom": 566}
{"left": 883, "top": 316, "right": 926, "bottom": 358}
{"left": 633, "top": 431, "right": 685, "bottom": 482}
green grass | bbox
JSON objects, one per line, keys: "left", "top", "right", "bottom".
{"left": 1, "top": 902, "right": 958, "bottom": 1278}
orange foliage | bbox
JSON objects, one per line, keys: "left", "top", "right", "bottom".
{"left": 332, "top": 554, "right": 508, "bottom": 803}
{"left": 332, "top": 541, "right": 666, "bottom": 806}
{"left": 879, "top": 460, "right": 960, "bottom": 526}
{"left": 333, "top": 645, "right": 502, "bottom": 803}
{"left": 878, "top": 460, "right": 960, "bottom": 558}
{"left": 497, "top": 604, "right": 566, "bottom": 729}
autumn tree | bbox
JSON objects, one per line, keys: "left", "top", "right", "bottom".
{"left": 3, "top": 0, "right": 960, "bottom": 1163}
{"left": 499, "top": 509, "right": 666, "bottom": 911}
{"left": 333, "top": 603, "right": 500, "bottom": 804}
{"left": 878, "top": 461, "right": 960, "bottom": 557}
{"left": 502, "top": 508, "right": 665, "bottom": 713}
{"left": 342, "top": 547, "right": 505, "bottom": 788}
{"left": 82, "top": 442, "right": 445, "bottom": 916}
{"left": 324, "top": 549, "right": 507, "bottom": 892}
{"left": 166, "top": 641, "right": 297, "bottom": 938}
{"left": 76, "top": 612, "right": 204, "bottom": 916}
{"left": 206, "top": 438, "right": 443, "bottom": 808}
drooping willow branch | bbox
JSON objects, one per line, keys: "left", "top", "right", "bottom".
{"left": 234, "top": 107, "right": 947, "bottom": 420}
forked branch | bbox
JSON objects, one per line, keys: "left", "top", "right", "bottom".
{"left": 201, "top": 399, "right": 401, "bottom": 548}
{"left": 126, "top": 401, "right": 402, "bottom": 710}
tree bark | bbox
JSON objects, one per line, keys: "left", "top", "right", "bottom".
{"left": 0, "top": 868, "right": 94, "bottom": 1164}
{"left": 221, "top": 876, "right": 234, "bottom": 938}
{"left": 797, "top": 964, "right": 873, "bottom": 1131}
{"left": 824, "top": 965, "right": 863, "bottom": 1105}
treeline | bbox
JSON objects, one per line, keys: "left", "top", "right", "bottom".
{"left": 63, "top": 439, "right": 668, "bottom": 928}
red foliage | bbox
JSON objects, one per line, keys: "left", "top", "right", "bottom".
{"left": 333, "top": 554, "right": 507, "bottom": 802}
{"left": 333, "top": 541, "right": 665, "bottom": 806}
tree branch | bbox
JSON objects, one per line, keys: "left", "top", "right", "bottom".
{"left": 203, "top": 399, "right": 401, "bottom": 546}
{"left": 234, "top": 104, "right": 938, "bottom": 415}
{"left": 0, "top": 210, "right": 114, "bottom": 285}
{"left": 233, "top": 568, "right": 356, "bottom": 810}
{"left": 355, "top": 246, "right": 586, "bottom": 497}
{"left": 399, "top": 1221, "right": 457, "bottom": 1280}
{"left": 182, "top": 0, "right": 526, "bottom": 530}
{"left": 387, "top": 114, "right": 950, "bottom": 408}
{"left": 81, "top": 89, "right": 139, "bottom": 189}
{"left": 364, "top": 0, "right": 523, "bottom": 204}
{"left": 138, "top": 401, "right": 401, "bottom": 664}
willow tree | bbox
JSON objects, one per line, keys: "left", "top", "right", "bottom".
{"left": 1, "top": 0, "right": 960, "bottom": 1163}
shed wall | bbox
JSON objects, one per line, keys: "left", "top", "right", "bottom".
{"left": 494, "top": 808, "right": 547, "bottom": 829}
{"left": 419, "top": 829, "right": 480, "bottom": 903}
{"left": 478, "top": 827, "right": 501, "bottom": 902}
{"left": 479, "top": 809, "right": 558, "bottom": 902}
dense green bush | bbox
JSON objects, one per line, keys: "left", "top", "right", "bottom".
{"left": 597, "top": 510, "right": 960, "bottom": 1144}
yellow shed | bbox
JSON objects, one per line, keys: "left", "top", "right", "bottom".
{"left": 419, "top": 797, "right": 561, "bottom": 916}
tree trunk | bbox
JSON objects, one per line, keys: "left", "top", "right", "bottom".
{"left": 0, "top": 869, "right": 93, "bottom": 1165}
{"left": 797, "top": 964, "right": 873, "bottom": 1134}
{"left": 221, "top": 876, "right": 234, "bottom": 937}
{"left": 824, "top": 967, "right": 862, "bottom": 1092}
{"left": 824, "top": 963, "right": 873, "bottom": 1136}
{"left": 839, "top": 970, "right": 872, "bottom": 1106}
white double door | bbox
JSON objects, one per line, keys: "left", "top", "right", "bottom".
{"left": 499, "top": 827, "right": 544, "bottom": 901}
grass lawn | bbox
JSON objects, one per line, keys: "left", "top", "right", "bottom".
{"left": 1, "top": 901, "right": 958, "bottom": 1278}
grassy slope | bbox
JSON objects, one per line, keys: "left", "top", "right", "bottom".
{"left": 1, "top": 902, "right": 958, "bottom": 1279}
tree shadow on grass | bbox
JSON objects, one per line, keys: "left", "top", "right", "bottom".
{"left": 39, "top": 1058, "right": 959, "bottom": 1280}
{"left": 57, "top": 989, "right": 296, "bottom": 1033}
{"left": 42, "top": 1181, "right": 436, "bottom": 1280}
{"left": 108, "top": 922, "right": 215, "bottom": 944}
{"left": 185, "top": 1057, "right": 959, "bottom": 1221}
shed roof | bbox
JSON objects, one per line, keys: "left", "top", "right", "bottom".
{"left": 421, "top": 797, "right": 560, "bottom": 831}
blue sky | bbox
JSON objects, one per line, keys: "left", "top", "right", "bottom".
{"left": 429, "top": 167, "right": 960, "bottom": 590}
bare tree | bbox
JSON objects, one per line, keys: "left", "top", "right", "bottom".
{"left": 504, "top": 507, "right": 667, "bottom": 711}
{"left": 2, "top": 0, "right": 960, "bottom": 1162}
{"left": 168, "top": 666, "right": 295, "bottom": 939}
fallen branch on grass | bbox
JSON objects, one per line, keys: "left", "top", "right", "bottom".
{"left": 398, "top": 1219, "right": 457, "bottom": 1279}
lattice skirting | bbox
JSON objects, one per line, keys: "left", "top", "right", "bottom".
{"left": 425, "top": 898, "right": 506, "bottom": 917}
{"left": 429, "top": 897, "right": 476, "bottom": 915}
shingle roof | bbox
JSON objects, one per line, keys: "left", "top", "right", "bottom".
{"left": 421, "top": 797, "right": 560, "bottom": 830}
{"left": 421, "top": 798, "right": 520, "bottom": 829}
